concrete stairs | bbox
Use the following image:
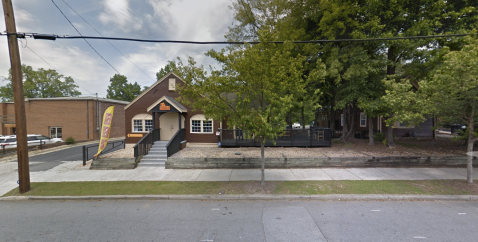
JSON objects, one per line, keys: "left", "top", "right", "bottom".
{"left": 90, "top": 158, "right": 137, "bottom": 170}
{"left": 137, "top": 141, "right": 168, "bottom": 167}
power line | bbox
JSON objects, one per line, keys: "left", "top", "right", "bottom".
{"left": 60, "top": 0, "right": 156, "bottom": 82}
{"left": 21, "top": 43, "right": 95, "bottom": 95}
{"left": 50, "top": 0, "right": 120, "bottom": 74}
{"left": 6, "top": 32, "right": 473, "bottom": 44}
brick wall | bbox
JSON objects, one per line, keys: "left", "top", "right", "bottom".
{"left": 0, "top": 98, "right": 127, "bottom": 141}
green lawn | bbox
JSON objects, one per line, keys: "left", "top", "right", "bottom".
{"left": 3, "top": 180, "right": 476, "bottom": 197}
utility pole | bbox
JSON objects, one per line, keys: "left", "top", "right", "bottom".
{"left": 2, "top": 0, "right": 30, "bottom": 193}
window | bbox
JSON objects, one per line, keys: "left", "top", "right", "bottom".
{"left": 133, "top": 120, "right": 143, "bottom": 132}
{"left": 192, "top": 120, "right": 201, "bottom": 133}
{"left": 203, "top": 120, "right": 212, "bottom": 133}
{"left": 360, "top": 113, "right": 367, "bottom": 127}
{"left": 50, "top": 127, "right": 62, "bottom": 138}
{"left": 190, "top": 114, "right": 213, "bottom": 133}
{"left": 394, "top": 121, "right": 414, "bottom": 128}
{"left": 169, "top": 78, "right": 176, "bottom": 91}
{"left": 144, "top": 120, "right": 153, "bottom": 131}
{"left": 132, "top": 114, "right": 153, "bottom": 132}
{"left": 341, "top": 114, "right": 344, "bottom": 126}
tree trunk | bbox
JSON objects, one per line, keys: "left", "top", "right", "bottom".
{"left": 466, "top": 105, "right": 475, "bottom": 184}
{"left": 340, "top": 108, "right": 347, "bottom": 142}
{"left": 386, "top": 121, "right": 395, "bottom": 147}
{"left": 385, "top": 45, "right": 396, "bottom": 147}
{"left": 330, "top": 99, "right": 335, "bottom": 131}
{"left": 260, "top": 137, "right": 265, "bottom": 186}
{"left": 345, "top": 105, "right": 356, "bottom": 139}
{"left": 368, "top": 116, "right": 374, "bottom": 145}
{"left": 301, "top": 106, "right": 305, "bottom": 130}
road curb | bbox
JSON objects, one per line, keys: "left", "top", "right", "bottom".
{"left": 1, "top": 194, "right": 478, "bottom": 201}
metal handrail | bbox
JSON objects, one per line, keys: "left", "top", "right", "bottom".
{"left": 82, "top": 139, "right": 126, "bottom": 166}
{"left": 133, "top": 129, "right": 160, "bottom": 161}
{"left": 166, "top": 129, "right": 185, "bottom": 157}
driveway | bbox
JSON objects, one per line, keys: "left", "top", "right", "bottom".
{"left": 9, "top": 141, "right": 124, "bottom": 172}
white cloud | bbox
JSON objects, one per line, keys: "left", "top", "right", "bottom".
{"left": 15, "top": 9, "right": 34, "bottom": 23}
{"left": 0, "top": 0, "right": 235, "bottom": 98}
{"left": 98, "top": 0, "right": 142, "bottom": 33}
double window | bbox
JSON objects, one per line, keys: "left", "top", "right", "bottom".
{"left": 132, "top": 114, "right": 153, "bottom": 132}
{"left": 190, "top": 114, "right": 213, "bottom": 133}
{"left": 50, "top": 127, "right": 62, "bottom": 138}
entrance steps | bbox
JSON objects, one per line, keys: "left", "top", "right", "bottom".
{"left": 137, "top": 141, "right": 168, "bottom": 167}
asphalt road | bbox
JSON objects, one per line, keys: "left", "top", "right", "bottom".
{"left": 1, "top": 200, "right": 477, "bottom": 242}
{"left": 9, "top": 142, "right": 124, "bottom": 172}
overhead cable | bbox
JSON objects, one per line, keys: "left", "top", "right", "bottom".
{"left": 60, "top": 0, "right": 155, "bottom": 81}
{"left": 50, "top": 0, "right": 120, "bottom": 74}
{"left": 1, "top": 32, "right": 474, "bottom": 44}
{"left": 23, "top": 45, "right": 95, "bottom": 95}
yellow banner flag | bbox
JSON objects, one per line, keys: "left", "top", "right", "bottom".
{"left": 94, "top": 106, "right": 114, "bottom": 157}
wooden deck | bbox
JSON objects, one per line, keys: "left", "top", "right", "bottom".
{"left": 218, "top": 129, "right": 332, "bottom": 147}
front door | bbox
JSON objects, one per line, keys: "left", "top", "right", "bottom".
{"left": 159, "top": 113, "right": 185, "bottom": 141}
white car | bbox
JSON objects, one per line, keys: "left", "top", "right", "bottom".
{"left": 0, "top": 134, "right": 64, "bottom": 149}
{"left": 292, "top": 123, "right": 301, "bottom": 129}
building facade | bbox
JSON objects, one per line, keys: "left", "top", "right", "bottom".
{"left": 0, "top": 97, "right": 128, "bottom": 141}
{"left": 125, "top": 72, "right": 225, "bottom": 148}
{"left": 319, "top": 108, "right": 434, "bottom": 138}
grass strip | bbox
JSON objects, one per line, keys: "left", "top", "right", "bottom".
{"left": 3, "top": 180, "right": 477, "bottom": 197}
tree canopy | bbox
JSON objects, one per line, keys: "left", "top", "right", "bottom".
{"left": 156, "top": 58, "right": 185, "bottom": 80}
{"left": 178, "top": 30, "right": 325, "bottom": 185}
{"left": 0, "top": 65, "right": 81, "bottom": 102}
{"left": 383, "top": 37, "right": 478, "bottom": 183}
{"left": 106, "top": 74, "right": 142, "bottom": 102}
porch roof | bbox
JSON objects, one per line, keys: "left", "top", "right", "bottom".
{"left": 147, "top": 96, "right": 187, "bottom": 113}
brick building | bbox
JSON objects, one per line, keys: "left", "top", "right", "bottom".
{"left": 125, "top": 72, "right": 226, "bottom": 148}
{"left": 0, "top": 97, "right": 128, "bottom": 141}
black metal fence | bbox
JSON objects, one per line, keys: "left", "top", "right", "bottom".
{"left": 133, "top": 129, "right": 160, "bottom": 161}
{"left": 218, "top": 128, "right": 332, "bottom": 147}
{"left": 166, "top": 129, "right": 185, "bottom": 157}
{"left": 82, "top": 139, "right": 125, "bottom": 166}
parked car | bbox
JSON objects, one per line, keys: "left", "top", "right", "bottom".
{"left": 292, "top": 123, "right": 301, "bottom": 129}
{"left": 0, "top": 134, "right": 63, "bottom": 149}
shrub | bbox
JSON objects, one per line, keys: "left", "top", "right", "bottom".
{"left": 374, "top": 133, "right": 386, "bottom": 142}
{"left": 65, "top": 137, "right": 75, "bottom": 145}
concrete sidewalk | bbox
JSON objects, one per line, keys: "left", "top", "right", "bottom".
{"left": 0, "top": 159, "right": 469, "bottom": 196}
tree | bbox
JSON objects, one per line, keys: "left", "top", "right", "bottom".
{"left": 106, "top": 74, "right": 142, "bottom": 102}
{"left": 0, "top": 65, "right": 80, "bottom": 102}
{"left": 156, "top": 58, "right": 185, "bottom": 80}
{"left": 384, "top": 37, "right": 478, "bottom": 183}
{"left": 179, "top": 31, "right": 325, "bottom": 185}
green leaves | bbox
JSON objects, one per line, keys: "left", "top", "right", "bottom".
{"left": 106, "top": 74, "right": 142, "bottom": 102}
{"left": 179, "top": 30, "right": 325, "bottom": 143}
{"left": 0, "top": 65, "right": 80, "bottom": 102}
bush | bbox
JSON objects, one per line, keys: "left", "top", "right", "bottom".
{"left": 65, "top": 137, "right": 75, "bottom": 145}
{"left": 374, "top": 133, "right": 386, "bottom": 142}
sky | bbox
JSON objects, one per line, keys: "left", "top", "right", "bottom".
{"left": 0, "top": 0, "right": 234, "bottom": 98}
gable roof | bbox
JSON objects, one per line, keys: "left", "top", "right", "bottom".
{"left": 124, "top": 71, "right": 185, "bottom": 110}
{"left": 147, "top": 96, "right": 187, "bottom": 113}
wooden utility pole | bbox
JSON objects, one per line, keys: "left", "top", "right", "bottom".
{"left": 2, "top": 0, "right": 30, "bottom": 193}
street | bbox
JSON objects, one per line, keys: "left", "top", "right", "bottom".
{"left": 8, "top": 141, "right": 124, "bottom": 172}
{"left": 1, "top": 200, "right": 477, "bottom": 242}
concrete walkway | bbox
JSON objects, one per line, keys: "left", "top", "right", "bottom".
{"left": 0, "top": 158, "right": 469, "bottom": 196}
